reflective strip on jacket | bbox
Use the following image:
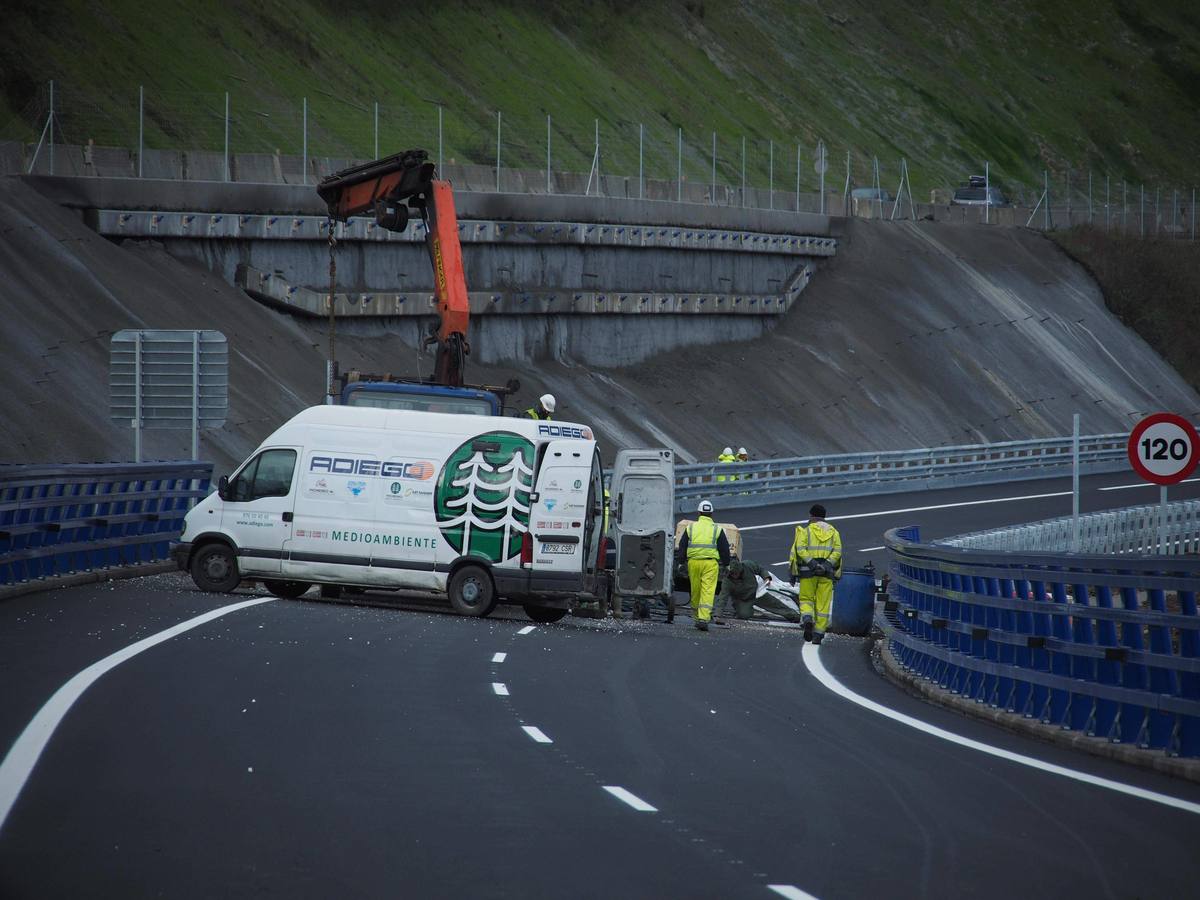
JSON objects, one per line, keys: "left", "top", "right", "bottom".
{"left": 686, "top": 516, "right": 722, "bottom": 560}
{"left": 525, "top": 407, "right": 551, "bottom": 420}
{"left": 789, "top": 520, "right": 843, "bottom": 576}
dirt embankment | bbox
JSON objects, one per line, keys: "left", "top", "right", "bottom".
{"left": 1, "top": 175, "right": 1196, "bottom": 474}
{"left": 1051, "top": 227, "right": 1200, "bottom": 396}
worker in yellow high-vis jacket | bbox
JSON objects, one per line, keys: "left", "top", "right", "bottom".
{"left": 789, "top": 503, "right": 842, "bottom": 644}
{"left": 676, "top": 499, "right": 731, "bottom": 632}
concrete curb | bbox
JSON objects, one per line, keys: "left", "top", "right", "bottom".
{"left": 0, "top": 562, "right": 177, "bottom": 603}
{"left": 873, "top": 635, "right": 1200, "bottom": 785}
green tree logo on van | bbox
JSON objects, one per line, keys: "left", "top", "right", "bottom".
{"left": 435, "top": 431, "right": 535, "bottom": 563}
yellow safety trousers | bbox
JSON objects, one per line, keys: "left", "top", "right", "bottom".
{"left": 798, "top": 576, "right": 834, "bottom": 633}
{"left": 688, "top": 558, "right": 719, "bottom": 622}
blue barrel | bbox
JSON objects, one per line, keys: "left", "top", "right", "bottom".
{"left": 829, "top": 566, "right": 876, "bottom": 636}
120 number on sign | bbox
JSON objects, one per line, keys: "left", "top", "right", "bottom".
{"left": 1128, "top": 413, "right": 1200, "bottom": 485}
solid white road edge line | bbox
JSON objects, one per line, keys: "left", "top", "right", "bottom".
{"left": 517, "top": 625, "right": 536, "bottom": 635}
{"left": 602, "top": 786, "right": 658, "bottom": 812}
{"left": 739, "top": 490, "right": 1071, "bottom": 532}
{"left": 800, "top": 644, "right": 1200, "bottom": 816}
{"left": 1101, "top": 477, "right": 1200, "bottom": 492}
{"left": 522, "top": 726, "right": 553, "bottom": 744}
{"left": 0, "top": 596, "right": 275, "bottom": 834}
{"left": 492, "top": 682, "right": 509, "bottom": 696}
{"left": 492, "top": 652, "right": 507, "bottom": 663}
{"left": 767, "top": 885, "right": 821, "bottom": 900}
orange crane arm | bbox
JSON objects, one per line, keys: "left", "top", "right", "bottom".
{"left": 317, "top": 149, "right": 470, "bottom": 385}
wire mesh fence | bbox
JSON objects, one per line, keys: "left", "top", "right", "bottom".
{"left": 2, "top": 80, "right": 1196, "bottom": 239}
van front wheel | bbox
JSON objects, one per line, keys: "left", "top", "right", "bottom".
{"left": 523, "top": 604, "right": 567, "bottom": 624}
{"left": 448, "top": 565, "right": 497, "bottom": 617}
{"left": 190, "top": 544, "right": 240, "bottom": 593}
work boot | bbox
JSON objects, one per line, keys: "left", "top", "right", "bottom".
{"left": 695, "top": 619, "right": 709, "bottom": 632}
{"left": 812, "top": 632, "right": 824, "bottom": 645}
{"left": 803, "top": 620, "right": 814, "bottom": 643}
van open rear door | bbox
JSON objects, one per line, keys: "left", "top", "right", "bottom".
{"left": 527, "top": 440, "right": 602, "bottom": 592}
{"left": 610, "top": 449, "right": 675, "bottom": 600}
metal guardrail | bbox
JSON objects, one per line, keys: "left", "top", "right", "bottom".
{"left": 940, "top": 500, "right": 1200, "bottom": 555}
{"left": 880, "top": 524, "right": 1200, "bottom": 758}
{"left": 671, "top": 433, "right": 1130, "bottom": 512}
{"left": 0, "top": 462, "right": 212, "bottom": 587}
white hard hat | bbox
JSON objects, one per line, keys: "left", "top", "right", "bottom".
{"left": 737, "top": 447, "right": 747, "bottom": 455}
{"left": 697, "top": 499, "right": 714, "bottom": 514}
{"left": 539, "top": 393, "right": 556, "bottom": 413}
{"left": 722, "top": 447, "right": 733, "bottom": 456}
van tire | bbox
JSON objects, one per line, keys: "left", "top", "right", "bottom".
{"left": 262, "top": 579, "right": 312, "bottom": 599}
{"left": 448, "top": 565, "right": 497, "bottom": 617}
{"left": 523, "top": 604, "right": 567, "bottom": 624}
{"left": 190, "top": 544, "right": 240, "bottom": 593}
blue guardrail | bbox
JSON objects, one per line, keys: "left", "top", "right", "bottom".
{"left": 881, "top": 526, "right": 1200, "bottom": 758}
{"left": 0, "top": 462, "right": 212, "bottom": 586}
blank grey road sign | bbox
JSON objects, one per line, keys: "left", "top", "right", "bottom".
{"left": 110, "top": 330, "right": 228, "bottom": 426}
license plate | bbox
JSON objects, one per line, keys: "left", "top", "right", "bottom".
{"left": 541, "top": 542, "right": 575, "bottom": 555}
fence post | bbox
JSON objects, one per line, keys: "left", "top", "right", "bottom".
{"left": 1044, "top": 171, "right": 1049, "bottom": 230}
{"left": 48, "top": 80, "right": 54, "bottom": 175}
{"left": 711, "top": 131, "right": 716, "bottom": 205}
{"left": 223, "top": 91, "right": 230, "bottom": 182}
{"left": 1072, "top": 413, "right": 1080, "bottom": 551}
{"left": 495, "top": 110, "right": 501, "bottom": 192}
{"left": 192, "top": 331, "right": 200, "bottom": 460}
{"left": 985, "top": 160, "right": 990, "bottom": 225}
{"left": 134, "top": 331, "right": 143, "bottom": 463}
{"left": 638, "top": 123, "right": 643, "bottom": 199}
{"left": 795, "top": 143, "right": 801, "bottom": 212}
{"left": 302, "top": 97, "right": 308, "bottom": 186}
{"left": 138, "top": 85, "right": 144, "bottom": 178}
{"left": 676, "top": 126, "right": 682, "bottom": 202}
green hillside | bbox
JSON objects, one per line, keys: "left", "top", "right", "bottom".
{"left": 1, "top": 0, "right": 1198, "bottom": 197}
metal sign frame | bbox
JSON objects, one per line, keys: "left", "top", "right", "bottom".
{"left": 110, "top": 329, "right": 228, "bottom": 461}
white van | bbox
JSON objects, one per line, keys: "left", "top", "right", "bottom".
{"left": 171, "top": 405, "right": 607, "bottom": 622}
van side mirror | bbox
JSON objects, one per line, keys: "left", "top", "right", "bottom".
{"left": 217, "top": 475, "right": 229, "bottom": 501}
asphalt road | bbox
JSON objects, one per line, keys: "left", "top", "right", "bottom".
{"left": 2, "top": 474, "right": 1200, "bottom": 898}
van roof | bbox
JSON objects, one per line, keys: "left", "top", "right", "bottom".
{"left": 265, "top": 404, "right": 596, "bottom": 442}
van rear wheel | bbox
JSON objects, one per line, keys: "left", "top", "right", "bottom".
{"left": 448, "top": 565, "right": 497, "bottom": 617}
{"left": 190, "top": 543, "right": 240, "bottom": 593}
{"left": 523, "top": 604, "right": 567, "bottom": 624}
{"left": 262, "top": 579, "right": 312, "bottom": 599}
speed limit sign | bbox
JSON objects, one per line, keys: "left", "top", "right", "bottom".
{"left": 1128, "top": 413, "right": 1200, "bottom": 485}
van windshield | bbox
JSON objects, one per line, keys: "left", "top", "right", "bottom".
{"left": 345, "top": 390, "right": 493, "bottom": 416}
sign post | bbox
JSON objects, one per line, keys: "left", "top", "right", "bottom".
{"left": 1127, "top": 412, "right": 1200, "bottom": 554}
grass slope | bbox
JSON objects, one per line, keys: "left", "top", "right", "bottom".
{"left": 1, "top": 0, "right": 1198, "bottom": 196}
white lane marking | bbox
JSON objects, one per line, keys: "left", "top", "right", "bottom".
{"left": 522, "top": 725, "right": 552, "bottom": 744}
{"left": 768, "top": 885, "right": 821, "bottom": 900}
{"left": 800, "top": 644, "right": 1200, "bottom": 816}
{"left": 492, "top": 652, "right": 507, "bottom": 663}
{"left": 492, "top": 682, "right": 509, "bottom": 696}
{"left": 602, "top": 785, "right": 658, "bottom": 812}
{"left": 517, "top": 625, "right": 536, "bottom": 635}
{"left": 858, "top": 545, "right": 885, "bottom": 552}
{"left": 0, "top": 596, "right": 275, "bottom": 833}
{"left": 738, "top": 490, "right": 1071, "bottom": 532}
{"left": 1101, "top": 477, "right": 1200, "bottom": 492}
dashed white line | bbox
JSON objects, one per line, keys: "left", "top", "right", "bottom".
{"left": 1101, "top": 477, "right": 1200, "bottom": 492}
{"left": 739, "top": 490, "right": 1072, "bottom": 532}
{"left": 517, "top": 625, "right": 536, "bottom": 635}
{"left": 492, "top": 682, "right": 509, "bottom": 696}
{"left": 492, "top": 652, "right": 507, "bottom": 663}
{"left": 0, "top": 596, "right": 275, "bottom": 833}
{"left": 522, "top": 725, "right": 552, "bottom": 743}
{"left": 602, "top": 786, "right": 657, "bottom": 812}
{"left": 800, "top": 643, "right": 1200, "bottom": 816}
{"left": 767, "top": 885, "right": 821, "bottom": 900}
